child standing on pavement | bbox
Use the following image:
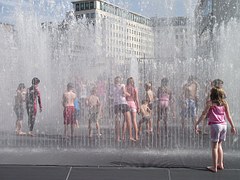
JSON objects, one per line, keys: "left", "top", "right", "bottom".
{"left": 138, "top": 100, "right": 152, "bottom": 136}
{"left": 195, "top": 87, "right": 237, "bottom": 173}
{"left": 86, "top": 87, "right": 101, "bottom": 138}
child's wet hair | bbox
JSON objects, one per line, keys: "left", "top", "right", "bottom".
{"left": 127, "top": 77, "right": 135, "bottom": 86}
{"left": 161, "top": 78, "right": 168, "bottom": 86}
{"left": 144, "top": 83, "right": 151, "bottom": 90}
{"left": 210, "top": 87, "right": 225, "bottom": 105}
{"left": 32, "top": 77, "right": 40, "bottom": 85}
{"left": 67, "top": 83, "right": 74, "bottom": 90}
{"left": 17, "top": 83, "right": 25, "bottom": 90}
{"left": 91, "top": 87, "right": 97, "bottom": 94}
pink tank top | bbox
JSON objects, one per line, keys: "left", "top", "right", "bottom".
{"left": 207, "top": 105, "right": 226, "bottom": 125}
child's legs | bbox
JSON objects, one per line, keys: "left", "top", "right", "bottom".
{"left": 16, "top": 120, "right": 21, "bottom": 132}
{"left": 131, "top": 111, "right": 138, "bottom": 139}
{"left": 211, "top": 142, "right": 218, "bottom": 170}
{"left": 146, "top": 121, "right": 150, "bottom": 133}
{"left": 71, "top": 124, "right": 75, "bottom": 137}
{"left": 115, "top": 113, "right": 120, "bottom": 140}
{"left": 124, "top": 111, "right": 133, "bottom": 139}
{"left": 28, "top": 113, "right": 36, "bottom": 132}
{"left": 18, "top": 120, "right": 23, "bottom": 131}
{"left": 88, "top": 120, "right": 92, "bottom": 137}
{"left": 138, "top": 121, "right": 143, "bottom": 135}
{"left": 64, "top": 125, "right": 68, "bottom": 137}
{"left": 218, "top": 141, "right": 224, "bottom": 168}
{"left": 96, "top": 121, "right": 101, "bottom": 135}
{"left": 149, "top": 119, "right": 153, "bottom": 132}
{"left": 122, "top": 118, "right": 127, "bottom": 140}
{"left": 157, "top": 106, "right": 162, "bottom": 134}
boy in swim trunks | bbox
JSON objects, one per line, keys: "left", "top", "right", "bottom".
{"left": 86, "top": 87, "right": 101, "bottom": 138}
{"left": 138, "top": 100, "right": 152, "bottom": 136}
{"left": 62, "top": 83, "right": 77, "bottom": 138}
{"left": 180, "top": 75, "right": 199, "bottom": 129}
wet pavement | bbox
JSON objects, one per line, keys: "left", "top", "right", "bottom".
{"left": 0, "top": 125, "right": 239, "bottom": 180}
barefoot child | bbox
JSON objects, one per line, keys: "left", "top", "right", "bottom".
{"left": 195, "top": 87, "right": 236, "bottom": 173}
{"left": 62, "top": 83, "right": 77, "bottom": 138}
{"left": 138, "top": 100, "right": 152, "bottom": 136}
{"left": 113, "top": 76, "right": 135, "bottom": 142}
{"left": 74, "top": 98, "right": 80, "bottom": 128}
{"left": 144, "top": 83, "right": 155, "bottom": 134}
{"left": 86, "top": 87, "right": 101, "bottom": 138}
{"left": 26, "top": 77, "right": 42, "bottom": 136}
{"left": 14, "top": 83, "right": 27, "bottom": 135}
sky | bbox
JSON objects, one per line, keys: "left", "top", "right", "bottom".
{"left": 0, "top": 0, "right": 198, "bottom": 24}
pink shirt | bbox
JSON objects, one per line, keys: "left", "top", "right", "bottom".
{"left": 207, "top": 105, "right": 226, "bottom": 125}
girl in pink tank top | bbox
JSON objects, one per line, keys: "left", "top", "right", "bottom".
{"left": 195, "top": 87, "right": 236, "bottom": 173}
{"left": 126, "top": 77, "right": 139, "bottom": 140}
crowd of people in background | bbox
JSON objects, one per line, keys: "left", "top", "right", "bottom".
{"left": 13, "top": 76, "right": 236, "bottom": 139}
{"left": 13, "top": 75, "right": 237, "bottom": 172}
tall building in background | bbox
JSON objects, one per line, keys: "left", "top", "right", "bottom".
{"left": 152, "top": 17, "right": 194, "bottom": 62}
{"left": 71, "top": 0, "right": 154, "bottom": 65}
{"left": 195, "top": 0, "right": 240, "bottom": 60}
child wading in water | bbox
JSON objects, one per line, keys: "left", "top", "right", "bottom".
{"left": 195, "top": 87, "right": 237, "bottom": 173}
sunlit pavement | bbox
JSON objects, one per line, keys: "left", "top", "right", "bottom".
{"left": 0, "top": 147, "right": 240, "bottom": 180}
{"left": 0, "top": 125, "right": 239, "bottom": 180}
{"left": 0, "top": 165, "right": 239, "bottom": 180}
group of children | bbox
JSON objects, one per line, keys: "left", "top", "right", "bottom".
{"left": 14, "top": 77, "right": 42, "bottom": 136}
{"left": 14, "top": 76, "right": 237, "bottom": 173}
{"left": 62, "top": 83, "right": 102, "bottom": 138}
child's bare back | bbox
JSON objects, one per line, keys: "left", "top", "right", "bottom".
{"left": 140, "top": 104, "right": 151, "bottom": 118}
{"left": 87, "top": 95, "right": 100, "bottom": 108}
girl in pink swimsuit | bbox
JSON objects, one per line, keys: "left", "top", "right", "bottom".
{"left": 157, "top": 78, "right": 172, "bottom": 135}
{"left": 126, "top": 77, "right": 140, "bottom": 140}
{"left": 195, "top": 87, "right": 236, "bottom": 173}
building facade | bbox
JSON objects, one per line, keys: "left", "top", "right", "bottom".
{"left": 152, "top": 17, "right": 194, "bottom": 62}
{"left": 71, "top": 0, "right": 154, "bottom": 65}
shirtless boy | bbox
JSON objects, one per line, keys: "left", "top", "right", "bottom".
{"left": 181, "top": 75, "right": 199, "bottom": 128}
{"left": 86, "top": 87, "right": 101, "bottom": 138}
{"left": 62, "top": 83, "right": 77, "bottom": 138}
{"left": 145, "top": 83, "right": 155, "bottom": 133}
{"left": 138, "top": 100, "right": 152, "bottom": 136}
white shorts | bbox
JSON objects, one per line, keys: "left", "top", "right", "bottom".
{"left": 210, "top": 124, "right": 227, "bottom": 142}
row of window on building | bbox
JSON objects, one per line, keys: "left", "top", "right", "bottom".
{"left": 99, "top": 1, "right": 151, "bottom": 26}
{"left": 76, "top": 13, "right": 96, "bottom": 19}
{"left": 75, "top": 1, "right": 95, "bottom": 11}
{"left": 75, "top": 1, "right": 151, "bottom": 26}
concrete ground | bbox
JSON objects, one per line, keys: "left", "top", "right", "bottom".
{"left": 0, "top": 125, "right": 239, "bottom": 180}
{"left": 0, "top": 148, "right": 240, "bottom": 180}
